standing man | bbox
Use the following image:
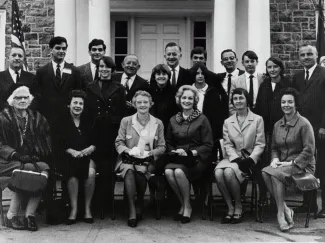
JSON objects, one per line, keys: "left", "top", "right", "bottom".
{"left": 32, "top": 36, "right": 82, "bottom": 127}
{"left": 292, "top": 43, "right": 325, "bottom": 216}
{"left": 151, "top": 42, "right": 190, "bottom": 91}
{"left": 229, "top": 50, "right": 264, "bottom": 115}
{"left": 0, "top": 46, "right": 34, "bottom": 110}
{"left": 216, "top": 49, "right": 245, "bottom": 97}
{"left": 113, "top": 54, "right": 148, "bottom": 116}
{"left": 78, "top": 39, "right": 106, "bottom": 87}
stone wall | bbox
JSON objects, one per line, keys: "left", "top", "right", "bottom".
{"left": 1, "top": 0, "right": 54, "bottom": 72}
{"left": 270, "top": 0, "right": 318, "bottom": 76}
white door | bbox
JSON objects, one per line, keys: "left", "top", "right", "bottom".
{"left": 135, "top": 18, "right": 187, "bottom": 79}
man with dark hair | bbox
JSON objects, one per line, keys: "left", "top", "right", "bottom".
{"left": 150, "top": 42, "right": 190, "bottom": 90}
{"left": 78, "top": 39, "right": 106, "bottom": 86}
{"left": 216, "top": 49, "right": 245, "bottom": 97}
{"left": 32, "top": 36, "right": 82, "bottom": 127}
{"left": 113, "top": 54, "right": 148, "bottom": 116}
{"left": 292, "top": 43, "right": 325, "bottom": 216}
{"left": 0, "top": 46, "right": 34, "bottom": 110}
{"left": 229, "top": 50, "right": 263, "bottom": 115}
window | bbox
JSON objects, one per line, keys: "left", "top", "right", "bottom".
{"left": 193, "top": 21, "right": 206, "bottom": 50}
{"left": 114, "top": 21, "right": 128, "bottom": 72}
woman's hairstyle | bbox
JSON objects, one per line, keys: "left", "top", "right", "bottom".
{"left": 68, "top": 90, "right": 87, "bottom": 104}
{"left": 132, "top": 90, "right": 154, "bottom": 107}
{"left": 175, "top": 85, "right": 199, "bottom": 110}
{"left": 230, "top": 88, "right": 249, "bottom": 107}
{"left": 7, "top": 85, "right": 34, "bottom": 106}
{"left": 188, "top": 62, "right": 208, "bottom": 83}
{"left": 265, "top": 56, "right": 285, "bottom": 77}
{"left": 96, "top": 56, "right": 116, "bottom": 72}
{"left": 280, "top": 87, "right": 300, "bottom": 108}
{"left": 151, "top": 64, "right": 171, "bottom": 81}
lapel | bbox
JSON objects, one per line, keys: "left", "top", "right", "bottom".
{"left": 240, "top": 109, "right": 254, "bottom": 131}
{"left": 85, "top": 63, "right": 93, "bottom": 83}
{"left": 131, "top": 114, "right": 158, "bottom": 150}
{"left": 239, "top": 74, "right": 248, "bottom": 90}
{"left": 88, "top": 82, "right": 105, "bottom": 102}
{"left": 47, "top": 62, "right": 61, "bottom": 91}
{"left": 61, "top": 62, "right": 72, "bottom": 88}
{"left": 129, "top": 75, "right": 140, "bottom": 92}
{"left": 3, "top": 70, "right": 14, "bottom": 84}
{"left": 228, "top": 113, "right": 241, "bottom": 133}
{"left": 303, "top": 65, "right": 320, "bottom": 92}
{"left": 103, "top": 81, "right": 120, "bottom": 99}
{"left": 256, "top": 73, "right": 264, "bottom": 86}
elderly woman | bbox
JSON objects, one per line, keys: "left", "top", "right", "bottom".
{"left": 262, "top": 88, "right": 315, "bottom": 232}
{"left": 115, "top": 90, "right": 165, "bottom": 227}
{"left": 0, "top": 85, "right": 51, "bottom": 231}
{"left": 56, "top": 90, "right": 96, "bottom": 225}
{"left": 214, "top": 88, "right": 265, "bottom": 224}
{"left": 165, "top": 85, "right": 213, "bottom": 224}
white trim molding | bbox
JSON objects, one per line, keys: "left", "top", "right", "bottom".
{"left": 0, "top": 9, "right": 6, "bottom": 71}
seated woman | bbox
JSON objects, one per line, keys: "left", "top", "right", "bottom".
{"left": 214, "top": 88, "right": 265, "bottom": 224}
{"left": 165, "top": 85, "right": 213, "bottom": 224}
{"left": 56, "top": 90, "right": 96, "bottom": 225}
{"left": 115, "top": 90, "right": 165, "bottom": 228}
{"left": 262, "top": 88, "right": 315, "bottom": 232}
{"left": 0, "top": 85, "right": 51, "bottom": 231}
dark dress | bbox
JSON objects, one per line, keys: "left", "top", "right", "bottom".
{"left": 58, "top": 114, "right": 96, "bottom": 180}
{"left": 165, "top": 110, "right": 213, "bottom": 181}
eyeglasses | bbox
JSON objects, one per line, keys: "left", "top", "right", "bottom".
{"left": 222, "top": 56, "right": 236, "bottom": 61}
{"left": 54, "top": 46, "right": 67, "bottom": 51}
{"left": 13, "top": 96, "right": 29, "bottom": 100}
{"left": 91, "top": 48, "right": 104, "bottom": 52}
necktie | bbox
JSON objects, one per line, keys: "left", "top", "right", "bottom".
{"left": 305, "top": 70, "right": 309, "bottom": 85}
{"left": 227, "top": 73, "right": 232, "bottom": 95}
{"left": 125, "top": 77, "right": 130, "bottom": 93}
{"left": 171, "top": 68, "right": 176, "bottom": 88}
{"left": 248, "top": 75, "right": 254, "bottom": 107}
{"left": 15, "top": 71, "right": 19, "bottom": 83}
{"left": 94, "top": 67, "right": 99, "bottom": 81}
{"left": 56, "top": 64, "right": 61, "bottom": 84}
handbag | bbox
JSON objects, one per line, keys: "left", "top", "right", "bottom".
{"left": 167, "top": 152, "right": 198, "bottom": 167}
{"left": 8, "top": 162, "right": 48, "bottom": 196}
{"left": 286, "top": 171, "right": 320, "bottom": 191}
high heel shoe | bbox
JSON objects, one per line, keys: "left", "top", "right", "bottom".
{"left": 173, "top": 213, "right": 183, "bottom": 221}
{"left": 278, "top": 214, "right": 290, "bottom": 232}
{"left": 66, "top": 218, "right": 76, "bottom": 225}
{"left": 286, "top": 208, "right": 294, "bottom": 229}
{"left": 181, "top": 216, "right": 191, "bottom": 224}
{"left": 127, "top": 218, "right": 137, "bottom": 228}
{"left": 231, "top": 213, "right": 243, "bottom": 224}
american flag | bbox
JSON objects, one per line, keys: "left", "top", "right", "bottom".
{"left": 11, "top": 0, "right": 28, "bottom": 70}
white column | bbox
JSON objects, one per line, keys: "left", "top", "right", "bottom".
{"left": 55, "top": 0, "right": 76, "bottom": 64}
{"left": 247, "top": 0, "right": 270, "bottom": 73}
{"left": 75, "top": 0, "right": 89, "bottom": 66}
{"left": 89, "top": 0, "right": 111, "bottom": 56}
{"left": 213, "top": 0, "right": 236, "bottom": 73}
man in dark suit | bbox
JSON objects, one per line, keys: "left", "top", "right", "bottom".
{"left": 113, "top": 54, "right": 148, "bottom": 116}
{"left": 77, "top": 39, "right": 106, "bottom": 87}
{"left": 32, "top": 36, "right": 82, "bottom": 127}
{"left": 292, "top": 43, "right": 325, "bottom": 215}
{"left": 0, "top": 46, "right": 34, "bottom": 110}
{"left": 216, "top": 49, "right": 245, "bottom": 98}
{"left": 150, "top": 42, "right": 190, "bottom": 91}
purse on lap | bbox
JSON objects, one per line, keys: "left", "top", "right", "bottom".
{"left": 285, "top": 166, "right": 320, "bottom": 191}
{"left": 8, "top": 162, "right": 48, "bottom": 196}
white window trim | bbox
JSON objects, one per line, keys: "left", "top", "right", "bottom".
{"left": 0, "top": 9, "right": 6, "bottom": 71}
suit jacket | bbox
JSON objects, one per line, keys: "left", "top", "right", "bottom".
{"left": 223, "top": 109, "right": 265, "bottom": 163}
{"left": 292, "top": 65, "right": 325, "bottom": 131}
{"left": 0, "top": 69, "right": 34, "bottom": 111}
{"left": 113, "top": 72, "right": 149, "bottom": 116}
{"left": 216, "top": 68, "right": 245, "bottom": 93}
{"left": 229, "top": 72, "right": 264, "bottom": 115}
{"left": 115, "top": 114, "right": 166, "bottom": 164}
{"left": 77, "top": 62, "right": 94, "bottom": 88}
{"left": 32, "top": 62, "right": 82, "bottom": 125}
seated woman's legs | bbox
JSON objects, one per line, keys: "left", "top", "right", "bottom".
{"left": 67, "top": 177, "right": 79, "bottom": 220}
{"left": 174, "top": 168, "right": 191, "bottom": 218}
{"left": 215, "top": 169, "right": 234, "bottom": 215}
{"left": 135, "top": 171, "right": 147, "bottom": 216}
{"left": 84, "top": 160, "right": 96, "bottom": 219}
{"left": 224, "top": 168, "right": 242, "bottom": 215}
{"left": 6, "top": 191, "right": 24, "bottom": 229}
{"left": 124, "top": 169, "right": 137, "bottom": 220}
{"left": 165, "top": 169, "right": 184, "bottom": 215}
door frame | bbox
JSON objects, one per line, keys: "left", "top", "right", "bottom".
{"left": 0, "top": 9, "right": 6, "bottom": 71}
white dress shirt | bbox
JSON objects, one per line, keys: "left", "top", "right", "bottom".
{"left": 52, "top": 60, "right": 65, "bottom": 78}
{"left": 222, "top": 69, "right": 240, "bottom": 94}
{"left": 121, "top": 73, "right": 136, "bottom": 89}
{"left": 193, "top": 83, "right": 208, "bottom": 112}
{"left": 90, "top": 62, "right": 97, "bottom": 80}
{"left": 168, "top": 65, "right": 180, "bottom": 85}
{"left": 245, "top": 71, "right": 259, "bottom": 105}
{"left": 9, "top": 67, "right": 21, "bottom": 83}
{"left": 305, "top": 63, "right": 317, "bottom": 80}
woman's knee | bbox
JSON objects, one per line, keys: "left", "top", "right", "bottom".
{"left": 164, "top": 169, "right": 174, "bottom": 178}
{"left": 174, "top": 168, "right": 186, "bottom": 179}
{"left": 214, "top": 169, "right": 224, "bottom": 181}
{"left": 224, "top": 168, "right": 235, "bottom": 180}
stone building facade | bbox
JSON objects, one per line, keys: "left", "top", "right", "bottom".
{"left": 0, "top": 0, "right": 320, "bottom": 76}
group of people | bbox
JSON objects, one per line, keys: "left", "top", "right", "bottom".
{"left": 0, "top": 35, "right": 324, "bottom": 233}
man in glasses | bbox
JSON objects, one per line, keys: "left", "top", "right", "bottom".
{"left": 0, "top": 46, "right": 34, "bottom": 111}
{"left": 78, "top": 39, "right": 106, "bottom": 86}
{"left": 32, "top": 36, "right": 82, "bottom": 127}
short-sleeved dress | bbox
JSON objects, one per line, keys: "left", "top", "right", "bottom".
{"left": 262, "top": 112, "right": 315, "bottom": 185}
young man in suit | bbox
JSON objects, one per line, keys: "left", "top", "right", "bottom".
{"left": 216, "top": 49, "right": 245, "bottom": 97}
{"left": 229, "top": 50, "right": 264, "bottom": 115}
{"left": 77, "top": 39, "right": 106, "bottom": 87}
{"left": 292, "top": 43, "right": 325, "bottom": 216}
{"left": 113, "top": 54, "right": 148, "bottom": 116}
{"left": 0, "top": 46, "right": 34, "bottom": 110}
